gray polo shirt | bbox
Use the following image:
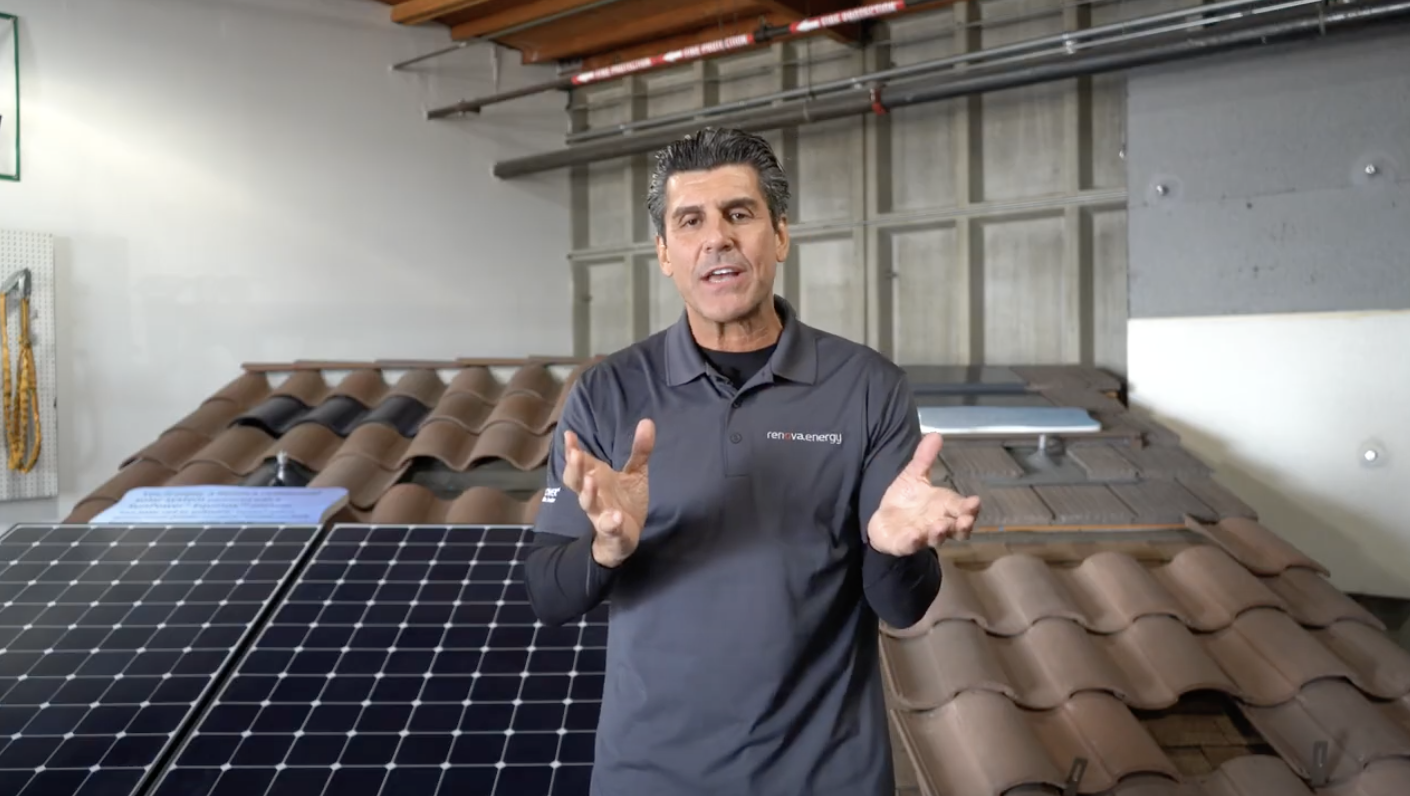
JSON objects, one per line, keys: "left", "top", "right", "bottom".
{"left": 533, "top": 296, "right": 926, "bottom": 796}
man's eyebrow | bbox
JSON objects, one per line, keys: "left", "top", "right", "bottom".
{"left": 670, "top": 197, "right": 760, "bottom": 223}
{"left": 719, "top": 197, "right": 759, "bottom": 210}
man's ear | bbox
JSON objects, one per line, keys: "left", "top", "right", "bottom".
{"left": 774, "top": 215, "right": 791, "bottom": 263}
{"left": 656, "top": 235, "right": 673, "bottom": 277}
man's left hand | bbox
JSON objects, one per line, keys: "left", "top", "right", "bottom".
{"left": 868, "top": 433, "right": 982, "bottom": 557}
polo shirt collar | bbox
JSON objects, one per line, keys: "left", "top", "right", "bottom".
{"left": 664, "top": 295, "right": 818, "bottom": 386}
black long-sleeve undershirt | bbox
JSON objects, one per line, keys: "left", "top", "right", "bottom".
{"left": 521, "top": 530, "right": 942, "bottom": 630}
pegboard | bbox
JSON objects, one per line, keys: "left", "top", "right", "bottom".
{"left": 0, "top": 230, "right": 58, "bottom": 501}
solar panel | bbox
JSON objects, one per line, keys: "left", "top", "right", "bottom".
{"left": 0, "top": 523, "right": 320, "bottom": 796}
{"left": 151, "top": 525, "right": 607, "bottom": 796}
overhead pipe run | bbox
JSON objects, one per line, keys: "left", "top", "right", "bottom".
{"left": 491, "top": 0, "right": 1410, "bottom": 179}
{"left": 564, "top": 0, "right": 1294, "bottom": 145}
{"left": 424, "top": 0, "right": 954, "bottom": 119}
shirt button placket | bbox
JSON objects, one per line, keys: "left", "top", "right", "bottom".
{"left": 724, "top": 400, "right": 749, "bottom": 477}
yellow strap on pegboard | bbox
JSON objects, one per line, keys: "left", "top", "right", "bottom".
{"left": 1, "top": 292, "right": 41, "bottom": 473}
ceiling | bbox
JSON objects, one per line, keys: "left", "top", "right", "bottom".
{"left": 372, "top": 0, "right": 867, "bottom": 71}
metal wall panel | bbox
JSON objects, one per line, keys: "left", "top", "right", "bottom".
{"left": 1126, "top": 26, "right": 1410, "bottom": 318}
{"left": 569, "top": 0, "right": 1167, "bottom": 375}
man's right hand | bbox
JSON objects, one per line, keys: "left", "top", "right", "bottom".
{"left": 561, "top": 418, "right": 655, "bottom": 568}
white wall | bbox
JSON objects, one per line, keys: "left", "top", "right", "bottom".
{"left": 0, "top": 0, "right": 572, "bottom": 524}
{"left": 1125, "top": 30, "right": 1410, "bottom": 600}
{"left": 1129, "top": 311, "right": 1410, "bottom": 599}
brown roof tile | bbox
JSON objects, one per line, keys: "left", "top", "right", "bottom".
{"left": 883, "top": 520, "right": 1410, "bottom": 796}
{"left": 357, "top": 484, "right": 543, "bottom": 525}
{"left": 66, "top": 359, "right": 592, "bottom": 525}
{"left": 886, "top": 606, "right": 1408, "bottom": 716}
{"left": 1243, "top": 680, "right": 1410, "bottom": 783}
{"left": 894, "top": 690, "right": 1180, "bottom": 793}
{"left": 1187, "top": 516, "right": 1328, "bottom": 577}
{"left": 1111, "top": 481, "right": 1218, "bottom": 524}
{"left": 1069, "top": 444, "right": 1142, "bottom": 481}
{"left": 959, "top": 482, "right": 1056, "bottom": 527}
{"left": 1176, "top": 476, "right": 1259, "bottom": 520}
{"left": 1117, "top": 443, "right": 1213, "bottom": 479}
{"left": 888, "top": 546, "right": 1379, "bottom": 641}
{"left": 1035, "top": 484, "right": 1139, "bottom": 525}
{"left": 940, "top": 443, "right": 1025, "bottom": 479}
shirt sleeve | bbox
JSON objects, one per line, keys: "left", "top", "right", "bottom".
{"left": 522, "top": 531, "right": 618, "bottom": 627}
{"left": 532, "top": 373, "right": 612, "bottom": 540}
{"left": 856, "top": 369, "right": 943, "bottom": 630}
{"left": 521, "top": 372, "right": 620, "bottom": 626}
{"left": 857, "top": 369, "right": 925, "bottom": 541}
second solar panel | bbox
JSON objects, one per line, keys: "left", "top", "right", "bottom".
{"left": 150, "top": 525, "right": 606, "bottom": 796}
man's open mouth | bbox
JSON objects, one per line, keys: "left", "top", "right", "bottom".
{"left": 703, "top": 267, "right": 744, "bottom": 284}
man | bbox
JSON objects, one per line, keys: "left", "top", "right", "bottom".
{"left": 522, "top": 127, "right": 981, "bottom": 796}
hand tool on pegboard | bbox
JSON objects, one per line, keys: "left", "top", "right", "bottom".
{"left": 1, "top": 268, "right": 40, "bottom": 472}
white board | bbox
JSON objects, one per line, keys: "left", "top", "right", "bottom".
{"left": 918, "top": 405, "right": 1101, "bottom": 435}
{"left": 0, "top": 229, "right": 57, "bottom": 501}
{"left": 0, "top": 14, "right": 16, "bottom": 181}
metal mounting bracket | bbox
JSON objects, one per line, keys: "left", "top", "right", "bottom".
{"left": 0, "top": 268, "right": 31, "bottom": 299}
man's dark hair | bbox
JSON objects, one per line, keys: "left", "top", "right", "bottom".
{"left": 646, "top": 127, "right": 791, "bottom": 240}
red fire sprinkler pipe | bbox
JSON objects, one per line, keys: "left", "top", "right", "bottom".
{"left": 425, "top": 0, "right": 948, "bottom": 120}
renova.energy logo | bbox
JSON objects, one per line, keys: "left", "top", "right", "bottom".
{"left": 766, "top": 431, "right": 844, "bottom": 445}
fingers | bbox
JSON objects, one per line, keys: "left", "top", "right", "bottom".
{"left": 622, "top": 418, "right": 656, "bottom": 475}
{"left": 926, "top": 516, "right": 955, "bottom": 546}
{"left": 903, "top": 433, "right": 944, "bottom": 481}
{"left": 562, "top": 431, "right": 585, "bottom": 492}
{"left": 944, "top": 494, "right": 979, "bottom": 541}
{"left": 577, "top": 470, "right": 600, "bottom": 516}
{"left": 952, "top": 512, "right": 975, "bottom": 541}
{"left": 594, "top": 508, "right": 625, "bottom": 538}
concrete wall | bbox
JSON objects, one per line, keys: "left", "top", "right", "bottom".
{"left": 1125, "top": 26, "right": 1410, "bottom": 598}
{"left": 0, "top": 0, "right": 571, "bottom": 525}
{"left": 564, "top": 0, "right": 1200, "bottom": 372}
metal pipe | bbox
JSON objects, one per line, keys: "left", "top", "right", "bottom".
{"left": 425, "top": 0, "right": 955, "bottom": 118}
{"left": 564, "top": 0, "right": 1127, "bottom": 130}
{"left": 392, "top": 0, "right": 631, "bottom": 72}
{"left": 392, "top": 41, "right": 470, "bottom": 72}
{"left": 564, "top": 0, "right": 1292, "bottom": 144}
{"left": 493, "top": 0, "right": 1410, "bottom": 179}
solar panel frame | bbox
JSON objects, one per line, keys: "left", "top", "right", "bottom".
{"left": 0, "top": 522, "right": 323, "bottom": 796}
{"left": 149, "top": 524, "right": 607, "bottom": 796}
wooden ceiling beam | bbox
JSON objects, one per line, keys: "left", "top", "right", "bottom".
{"left": 391, "top": 0, "right": 497, "bottom": 26}
{"left": 450, "top": 0, "right": 612, "bottom": 41}
{"left": 518, "top": 1, "right": 768, "bottom": 64}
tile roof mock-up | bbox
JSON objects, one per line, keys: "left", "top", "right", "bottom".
{"left": 65, "top": 358, "right": 595, "bottom": 526}
{"left": 67, "top": 361, "right": 1410, "bottom": 795}
{"left": 886, "top": 365, "right": 1410, "bottom": 795}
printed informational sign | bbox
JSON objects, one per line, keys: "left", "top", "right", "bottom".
{"left": 91, "top": 486, "right": 351, "bottom": 525}
{"left": 0, "top": 13, "right": 17, "bottom": 181}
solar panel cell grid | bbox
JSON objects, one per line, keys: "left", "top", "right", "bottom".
{"left": 155, "top": 525, "right": 607, "bottom": 796}
{"left": 0, "top": 524, "right": 318, "bottom": 796}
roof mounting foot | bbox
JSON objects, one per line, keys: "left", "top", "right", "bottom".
{"left": 1063, "top": 756, "right": 1087, "bottom": 796}
{"left": 274, "top": 451, "right": 290, "bottom": 487}
{"left": 1310, "top": 740, "right": 1329, "bottom": 786}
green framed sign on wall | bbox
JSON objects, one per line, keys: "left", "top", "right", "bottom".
{"left": 0, "top": 12, "right": 17, "bottom": 182}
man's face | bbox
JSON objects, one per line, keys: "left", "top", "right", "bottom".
{"left": 655, "top": 164, "right": 790, "bottom": 325}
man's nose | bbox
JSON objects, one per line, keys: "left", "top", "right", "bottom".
{"left": 701, "top": 217, "right": 735, "bottom": 253}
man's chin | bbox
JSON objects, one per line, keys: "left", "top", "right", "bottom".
{"left": 695, "top": 296, "right": 767, "bottom": 325}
